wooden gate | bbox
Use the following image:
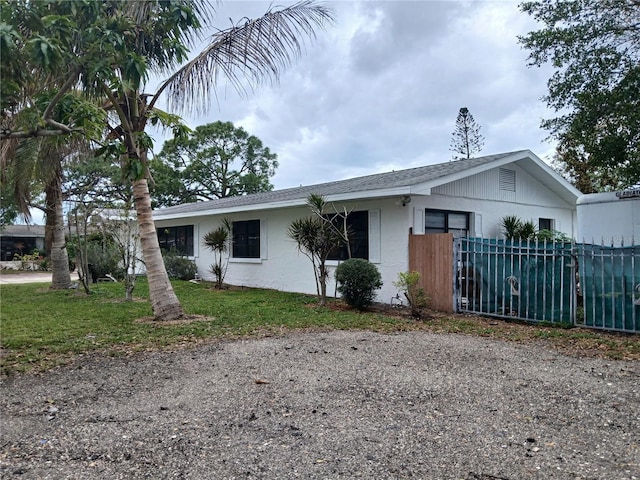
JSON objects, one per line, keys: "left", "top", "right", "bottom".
{"left": 408, "top": 233, "right": 455, "bottom": 312}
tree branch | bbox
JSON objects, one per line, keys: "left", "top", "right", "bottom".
{"left": 100, "top": 81, "right": 133, "bottom": 133}
{"left": 42, "top": 66, "right": 83, "bottom": 127}
{"left": 0, "top": 129, "right": 76, "bottom": 140}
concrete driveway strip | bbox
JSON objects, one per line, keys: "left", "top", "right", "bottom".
{"left": 0, "top": 272, "right": 53, "bottom": 284}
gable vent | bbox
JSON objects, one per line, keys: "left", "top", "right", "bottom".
{"left": 499, "top": 168, "right": 516, "bottom": 192}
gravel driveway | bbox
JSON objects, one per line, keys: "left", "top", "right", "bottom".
{"left": 1, "top": 330, "right": 639, "bottom": 480}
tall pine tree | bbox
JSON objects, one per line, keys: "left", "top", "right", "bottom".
{"left": 450, "top": 107, "right": 485, "bottom": 160}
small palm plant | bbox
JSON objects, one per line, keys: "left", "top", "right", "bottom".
{"left": 517, "top": 220, "right": 537, "bottom": 241}
{"left": 500, "top": 215, "right": 537, "bottom": 241}
{"left": 203, "top": 219, "right": 231, "bottom": 289}
{"left": 501, "top": 215, "right": 523, "bottom": 241}
{"left": 288, "top": 194, "right": 344, "bottom": 305}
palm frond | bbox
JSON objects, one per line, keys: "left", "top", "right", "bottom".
{"left": 0, "top": 138, "right": 19, "bottom": 172}
{"left": 10, "top": 137, "right": 42, "bottom": 217}
{"left": 161, "top": 0, "right": 334, "bottom": 115}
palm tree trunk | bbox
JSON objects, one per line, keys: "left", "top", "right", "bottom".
{"left": 45, "top": 177, "right": 72, "bottom": 289}
{"left": 132, "top": 177, "right": 183, "bottom": 320}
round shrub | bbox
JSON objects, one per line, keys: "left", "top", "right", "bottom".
{"left": 335, "top": 258, "right": 383, "bottom": 310}
{"left": 162, "top": 250, "right": 197, "bottom": 280}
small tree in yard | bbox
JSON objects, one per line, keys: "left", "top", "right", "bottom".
{"left": 288, "top": 194, "right": 345, "bottom": 306}
{"left": 203, "top": 219, "right": 231, "bottom": 289}
{"left": 394, "top": 271, "right": 429, "bottom": 318}
{"left": 335, "top": 259, "right": 382, "bottom": 311}
{"left": 106, "top": 206, "right": 140, "bottom": 302}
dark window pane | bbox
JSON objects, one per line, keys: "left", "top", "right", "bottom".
{"left": 448, "top": 213, "right": 468, "bottom": 230}
{"left": 156, "top": 225, "right": 194, "bottom": 256}
{"left": 425, "top": 210, "right": 446, "bottom": 234}
{"left": 425, "top": 209, "right": 469, "bottom": 237}
{"left": 539, "top": 218, "right": 553, "bottom": 231}
{"left": 232, "top": 220, "right": 260, "bottom": 258}
{"left": 328, "top": 210, "right": 369, "bottom": 261}
{"left": 425, "top": 211, "right": 446, "bottom": 230}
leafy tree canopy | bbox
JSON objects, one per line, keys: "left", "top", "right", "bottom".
{"left": 519, "top": 0, "right": 640, "bottom": 191}
{"left": 1, "top": 0, "right": 333, "bottom": 321}
{"left": 64, "top": 152, "right": 132, "bottom": 207}
{"left": 153, "top": 121, "right": 278, "bottom": 206}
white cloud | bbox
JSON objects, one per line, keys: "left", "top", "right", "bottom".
{"left": 151, "top": 0, "right": 558, "bottom": 190}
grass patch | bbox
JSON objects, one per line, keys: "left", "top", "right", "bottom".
{"left": 0, "top": 280, "right": 401, "bottom": 374}
{"left": 1, "top": 279, "right": 638, "bottom": 375}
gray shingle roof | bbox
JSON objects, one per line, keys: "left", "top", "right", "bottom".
{"left": 154, "top": 151, "right": 526, "bottom": 217}
{"left": 0, "top": 225, "right": 46, "bottom": 237}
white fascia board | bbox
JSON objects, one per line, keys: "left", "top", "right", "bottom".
{"left": 408, "top": 185, "right": 433, "bottom": 196}
{"left": 154, "top": 200, "right": 306, "bottom": 220}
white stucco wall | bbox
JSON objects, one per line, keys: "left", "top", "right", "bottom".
{"left": 577, "top": 192, "right": 640, "bottom": 245}
{"left": 154, "top": 164, "right": 578, "bottom": 305}
{"left": 156, "top": 198, "right": 414, "bottom": 303}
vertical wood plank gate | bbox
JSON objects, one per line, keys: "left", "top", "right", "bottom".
{"left": 408, "top": 232, "right": 455, "bottom": 312}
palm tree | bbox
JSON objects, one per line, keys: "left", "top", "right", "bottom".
{"left": 111, "top": 1, "right": 334, "bottom": 320}
{"left": 3, "top": 134, "right": 96, "bottom": 289}
{"left": 41, "top": 144, "right": 73, "bottom": 289}
{"left": 288, "top": 194, "right": 345, "bottom": 305}
{"left": 2, "top": 1, "right": 334, "bottom": 320}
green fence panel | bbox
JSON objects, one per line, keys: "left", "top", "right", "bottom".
{"left": 579, "top": 243, "right": 639, "bottom": 332}
{"left": 461, "top": 238, "right": 574, "bottom": 324}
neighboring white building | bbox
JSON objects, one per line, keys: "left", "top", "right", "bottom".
{"left": 154, "top": 150, "right": 581, "bottom": 302}
{"left": 89, "top": 207, "right": 144, "bottom": 275}
{"left": 0, "top": 224, "right": 46, "bottom": 263}
{"left": 577, "top": 187, "right": 640, "bottom": 246}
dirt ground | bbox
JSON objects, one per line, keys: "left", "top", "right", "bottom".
{"left": 1, "top": 330, "right": 639, "bottom": 480}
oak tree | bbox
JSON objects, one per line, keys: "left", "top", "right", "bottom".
{"left": 519, "top": 0, "right": 640, "bottom": 191}
{"left": 154, "top": 121, "right": 278, "bottom": 207}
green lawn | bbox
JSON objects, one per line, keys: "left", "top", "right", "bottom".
{"left": 1, "top": 279, "right": 638, "bottom": 374}
{"left": 0, "top": 279, "right": 406, "bottom": 374}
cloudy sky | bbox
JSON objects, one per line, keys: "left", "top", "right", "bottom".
{"left": 162, "top": 0, "right": 557, "bottom": 191}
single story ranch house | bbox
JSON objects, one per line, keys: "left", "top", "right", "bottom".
{"left": 153, "top": 150, "right": 581, "bottom": 303}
